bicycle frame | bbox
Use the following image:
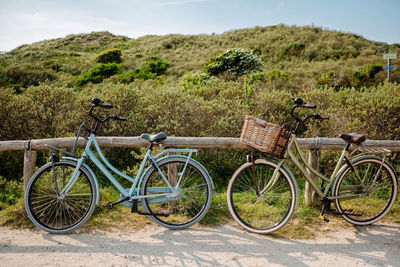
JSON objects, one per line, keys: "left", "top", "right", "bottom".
{"left": 260, "top": 134, "right": 390, "bottom": 200}
{"left": 59, "top": 134, "right": 199, "bottom": 204}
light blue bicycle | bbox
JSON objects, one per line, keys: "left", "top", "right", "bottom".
{"left": 25, "top": 98, "right": 214, "bottom": 234}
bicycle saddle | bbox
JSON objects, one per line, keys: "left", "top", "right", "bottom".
{"left": 339, "top": 133, "right": 366, "bottom": 144}
{"left": 140, "top": 132, "right": 167, "bottom": 143}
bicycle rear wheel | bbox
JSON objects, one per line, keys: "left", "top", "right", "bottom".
{"left": 140, "top": 156, "right": 213, "bottom": 229}
{"left": 25, "top": 161, "right": 97, "bottom": 234}
{"left": 227, "top": 159, "right": 298, "bottom": 234}
{"left": 334, "top": 156, "right": 398, "bottom": 225}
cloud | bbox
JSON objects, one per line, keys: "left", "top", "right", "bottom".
{"left": 0, "top": 9, "right": 128, "bottom": 51}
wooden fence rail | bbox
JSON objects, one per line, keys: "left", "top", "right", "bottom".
{"left": 1, "top": 136, "right": 400, "bottom": 204}
{"left": 2, "top": 136, "right": 400, "bottom": 152}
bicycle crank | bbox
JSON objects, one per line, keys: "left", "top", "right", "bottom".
{"left": 107, "top": 197, "right": 131, "bottom": 208}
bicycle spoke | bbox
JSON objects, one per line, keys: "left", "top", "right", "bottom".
{"left": 335, "top": 158, "right": 396, "bottom": 225}
{"left": 27, "top": 163, "right": 95, "bottom": 232}
{"left": 228, "top": 161, "right": 296, "bottom": 234}
{"left": 142, "top": 158, "right": 211, "bottom": 229}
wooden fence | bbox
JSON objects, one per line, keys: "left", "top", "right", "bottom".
{"left": 1, "top": 136, "right": 400, "bottom": 204}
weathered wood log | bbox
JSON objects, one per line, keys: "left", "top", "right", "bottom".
{"left": 305, "top": 149, "right": 321, "bottom": 205}
{"left": 23, "top": 150, "right": 37, "bottom": 190}
{"left": 1, "top": 137, "right": 400, "bottom": 152}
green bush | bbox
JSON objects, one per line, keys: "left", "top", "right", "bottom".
{"left": 282, "top": 43, "right": 306, "bottom": 57}
{"left": 75, "top": 63, "right": 122, "bottom": 87}
{"left": 0, "top": 176, "right": 23, "bottom": 206}
{"left": 204, "top": 48, "right": 263, "bottom": 77}
{"left": 146, "top": 60, "right": 170, "bottom": 75}
{"left": 180, "top": 72, "right": 211, "bottom": 93}
{"left": 95, "top": 48, "right": 122, "bottom": 64}
{"left": 0, "top": 63, "right": 56, "bottom": 92}
{"left": 120, "top": 60, "right": 170, "bottom": 84}
{"left": 318, "top": 64, "right": 384, "bottom": 89}
{"left": 348, "top": 64, "right": 383, "bottom": 87}
{"left": 317, "top": 70, "right": 352, "bottom": 89}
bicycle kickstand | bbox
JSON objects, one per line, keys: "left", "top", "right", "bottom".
{"left": 319, "top": 198, "right": 331, "bottom": 223}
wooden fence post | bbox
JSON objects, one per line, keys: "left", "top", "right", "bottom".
{"left": 23, "top": 148, "right": 37, "bottom": 190}
{"left": 305, "top": 149, "right": 320, "bottom": 205}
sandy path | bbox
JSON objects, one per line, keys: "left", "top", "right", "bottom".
{"left": 0, "top": 223, "right": 399, "bottom": 266}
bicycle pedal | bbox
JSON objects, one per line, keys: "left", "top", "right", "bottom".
{"left": 319, "top": 215, "right": 330, "bottom": 223}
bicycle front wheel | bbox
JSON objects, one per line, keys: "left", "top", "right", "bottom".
{"left": 25, "top": 161, "right": 97, "bottom": 234}
{"left": 334, "top": 156, "right": 398, "bottom": 225}
{"left": 227, "top": 159, "right": 298, "bottom": 234}
{"left": 140, "top": 156, "right": 213, "bottom": 229}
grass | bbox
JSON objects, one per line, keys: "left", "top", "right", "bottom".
{"left": 1, "top": 183, "right": 398, "bottom": 239}
{"left": 1, "top": 25, "right": 399, "bottom": 92}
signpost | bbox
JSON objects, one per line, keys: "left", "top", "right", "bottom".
{"left": 383, "top": 54, "right": 397, "bottom": 82}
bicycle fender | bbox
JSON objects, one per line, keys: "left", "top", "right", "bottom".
{"left": 62, "top": 157, "right": 100, "bottom": 205}
{"left": 155, "top": 155, "right": 215, "bottom": 190}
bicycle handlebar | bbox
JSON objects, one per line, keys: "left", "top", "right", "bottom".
{"left": 113, "top": 115, "right": 128, "bottom": 121}
{"left": 87, "top": 98, "right": 127, "bottom": 134}
{"left": 291, "top": 97, "right": 329, "bottom": 134}
{"left": 314, "top": 113, "right": 330, "bottom": 120}
{"left": 299, "top": 103, "right": 316, "bottom": 109}
{"left": 99, "top": 103, "right": 113, "bottom": 109}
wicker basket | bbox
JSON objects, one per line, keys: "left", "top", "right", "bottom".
{"left": 240, "top": 115, "right": 291, "bottom": 158}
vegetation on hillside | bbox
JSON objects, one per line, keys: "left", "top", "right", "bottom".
{"left": 0, "top": 25, "right": 399, "bottom": 233}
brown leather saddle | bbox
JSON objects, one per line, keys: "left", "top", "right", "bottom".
{"left": 339, "top": 133, "right": 366, "bottom": 144}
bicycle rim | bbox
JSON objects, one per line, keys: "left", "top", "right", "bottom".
{"left": 141, "top": 157, "right": 212, "bottom": 229}
{"left": 334, "top": 157, "right": 397, "bottom": 225}
{"left": 26, "top": 162, "right": 96, "bottom": 233}
{"left": 228, "top": 160, "right": 297, "bottom": 234}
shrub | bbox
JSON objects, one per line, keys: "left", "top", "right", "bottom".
{"left": 146, "top": 60, "right": 170, "bottom": 75}
{"left": 318, "top": 64, "right": 384, "bottom": 89}
{"left": 95, "top": 48, "right": 122, "bottom": 63}
{"left": 0, "top": 176, "right": 22, "bottom": 206}
{"left": 204, "top": 48, "right": 263, "bottom": 77}
{"left": 282, "top": 43, "right": 306, "bottom": 57}
{"left": 180, "top": 72, "right": 211, "bottom": 93}
{"left": 75, "top": 63, "right": 122, "bottom": 87}
{"left": 348, "top": 64, "right": 383, "bottom": 87}
{"left": 0, "top": 63, "right": 56, "bottom": 92}
{"left": 317, "top": 69, "right": 352, "bottom": 89}
{"left": 241, "top": 70, "right": 289, "bottom": 104}
{"left": 331, "top": 83, "right": 400, "bottom": 140}
{"left": 120, "top": 60, "right": 170, "bottom": 84}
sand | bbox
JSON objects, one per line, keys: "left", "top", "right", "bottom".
{"left": 1, "top": 223, "right": 399, "bottom": 266}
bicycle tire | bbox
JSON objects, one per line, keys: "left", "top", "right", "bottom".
{"left": 140, "top": 156, "right": 213, "bottom": 229}
{"left": 333, "top": 156, "right": 398, "bottom": 225}
{"left": 227, "top": 159, "right": 298, "bottom": 234}
{"left": 25, "top": 161, "right": 97, "bottom": 234}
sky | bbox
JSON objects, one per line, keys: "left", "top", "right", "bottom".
{"left": 0, "top": 0, "right": 399, "bottom": 52}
